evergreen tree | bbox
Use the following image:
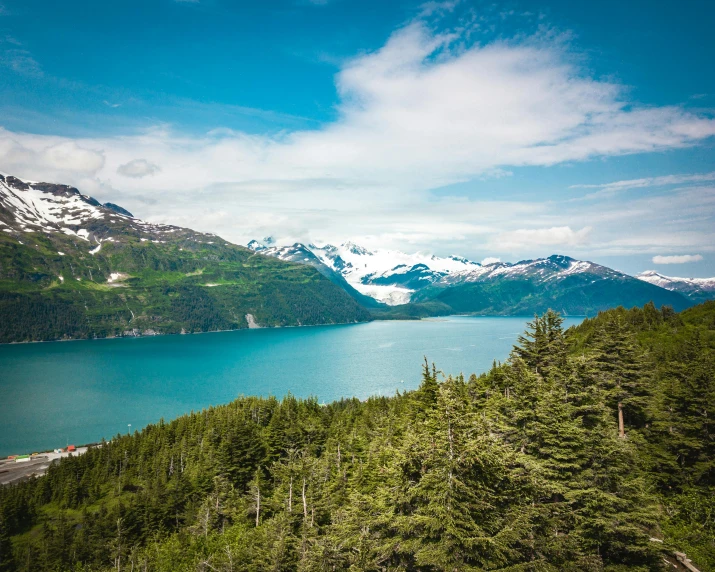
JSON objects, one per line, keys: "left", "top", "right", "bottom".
{"left": 0, "top": 512, "right": 14, "bottom": 572}
{"left": 0, "top": 303, "right": 713, "bottom": 571}
{"left": 393, "top": 375, "right": 533, "bottom": 569}
{"left": 588, "top": 316, "right": 652, "bottom": 437}
{"left": 560, "top": 357, "right": 660, "bottom": 569}
{"left": 648, "top": 329, "right": 715, "bottom": 490}
{"left": 415, "top": 357, "right": 439, "bottom": 413}
{"left": 513, "top": 313, "right": 547, "bottom": 372}
{"left": 512, "top": 309, "right": 568, "bottom": 378}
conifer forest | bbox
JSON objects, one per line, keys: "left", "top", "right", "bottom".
{"left": 0, "top": 301, "right": 713, "bottom": 571}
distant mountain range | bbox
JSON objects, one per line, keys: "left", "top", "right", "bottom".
{"left": 248, "top": 238, "right": 714, "bottom": 316}
{"left": 1, "top": 169, "right": 711, "bottom": 344}
{"left": 0, "top": 173, "right": 369, "bottom": 342}
{"left": 247, "top": 238, "right": 482, "bottom": 305}
{"left": 636, "top": 270, "right": 715, "bottom": 304}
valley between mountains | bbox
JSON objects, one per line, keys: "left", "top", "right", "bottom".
{"left": 1, "top": 172, "right": 713, "bottom": 343}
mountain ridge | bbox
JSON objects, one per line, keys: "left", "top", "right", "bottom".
{"left": 636, "top": 270, "right": 715, "bottom": 304}
{"left": 0, "top": 173, "right": 370, "bottom": 342}
{"left": 0, "top": 169, "right": 706, "bottom": 344}
{"left": 248, "top": 239, "right": 698, "bottom": 316}
{"left": 248, "top": 238, "right": 482, "bottom": 305}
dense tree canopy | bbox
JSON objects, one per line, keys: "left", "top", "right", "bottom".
{"left": 0, "top": 302, "right": 713, "bottom": 571}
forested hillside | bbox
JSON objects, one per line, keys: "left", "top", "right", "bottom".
{"left": 0, "top": 235, "right": 370, "bottom": 342}
{"left": 0, "top": 174, "right": 370, "bottom": 342}
{"left": 0, "top": 302, "right": 713, "bottom": 571}
{"left": 412, "top": 257, "right": 692, "bottom": 316}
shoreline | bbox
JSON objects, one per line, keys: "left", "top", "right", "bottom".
{"left": 0, "top": 317, "right": 376, "bottom": 346}
{"left": 0, "top": 315, "right": 588, "bottom": 458}
{"left": 0, "top": 313, "right": 589, "bottom": 346}
{"left": 0, "top": 446, "right": 90, "bottom": 486}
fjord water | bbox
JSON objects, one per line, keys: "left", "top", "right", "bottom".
{"left": 0, "top": 316, "right": 583, "bottom": 456}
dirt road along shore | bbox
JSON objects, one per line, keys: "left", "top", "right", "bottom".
{"left": 0, "top": 448, "right": 88, "bottom": 486}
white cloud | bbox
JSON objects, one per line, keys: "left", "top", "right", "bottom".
{"left": 0, "top": 48, "right": 43, "bottom": 77}
{"left": 3, "top": 20, "right": 714, "bottom": 194}
{"left": 571, "top": 171, "right": 715, "bottom": 197}
{"left": 43, "top": 142, "right": 105, "bottom": 172}
{"left": 0, "top": 135, "right": 104, "bottom": 178}
{"left": 117, "top": 159, "right": 161, "bottom": 178}
{"left": 418, "top": 1, "right": 459, "bottom": 17}
{"left": 481, "top": 257, "right": 501, "bottom": 265}
{"left": 0, "top": 12, "right": 714, "bottom": 261}
{"left": 491, "top": 226, "right": 592, "bottom": 249}
{"left": 652, "top": 254, "right": 703, "bottom": 264}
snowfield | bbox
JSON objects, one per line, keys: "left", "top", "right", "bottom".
{"left": 636, "top": 270, "right": 715, "bottom": 299}
{"left": 247, "top": 240, "right": 644, "bottom": 306}
{"left": 249, "top": 239, "right": 482, "bottom": 305}
{"left": 637, "top": 270, "right": 715, "bottom": 291}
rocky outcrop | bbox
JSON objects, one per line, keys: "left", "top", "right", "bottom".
{"left": 104, "top": 202, "right": 133, "bottom": 217}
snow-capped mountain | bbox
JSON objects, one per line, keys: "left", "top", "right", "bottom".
{"left": 0, "top": 173, "right": 369, "bottom": 342}
{"left": 0, "top": 172, "right": 217, "bottom": 247}
{"left": 247, "top": 238, "right": 627, "bottom": 306}
{"left": 247, "top": 239, "right": 628, "bottom": 306}
{"left": 243, "top": 239, "right": 381, "bottom": 307}
{"left": 0, "top": 173, "right": 126, "bottom": 240}
{"left": 0, "top": 170, "right": 701, "bottom": 336}
{"left": 636, "top": 270, "right": 715, "bottom": 303}
{"left": 435, "top": 255, "right": 622, "bottom": 286}
{"left": 412, "top": 254, "right": 694, "bottom": 316}
{"left": 249, "top": 239, "right": 694, "bottom": 315}
{"left": 248, "top": 238, "right": 481, "bottom": 305}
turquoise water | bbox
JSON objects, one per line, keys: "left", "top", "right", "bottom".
{"left": 0, "top": 316, "right": 583, "bottom": 456}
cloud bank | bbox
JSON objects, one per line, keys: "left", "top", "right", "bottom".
{"left": 0, "top": 12, "right": 713, "bottom": 263}
{"left": 652, "top": 254, "right": 703, "bottom": 264}
{"left": 117, "top": 159, "right": 161, "bottom": 178}
{"left": 491, "top": 226, "right": 592, "bottom": 250}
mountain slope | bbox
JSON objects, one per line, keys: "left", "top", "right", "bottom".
{"left": 247, "top": 240, "right": 383, "bottom": 308}
{"left": 248, "top": 238, "right": 480, "bottom": 305}
{"left": 637, "top": 270, "right": 715, "bottom": 304}
{"left": 0, "top": 174, "right": 370, "bottom": 342}
{"left": 249, "top": 239, "right": 695, "bottom": 316}
{"left": 413, "top": 255, "right": 692, "bottom": 315}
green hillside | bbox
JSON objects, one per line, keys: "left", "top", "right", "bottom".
{"left": 412, "top": 270, "right": 691, "bottom": 316}
{"left": 0, "top": 232, "right": 370, "bottom": 343}
{"left": 1, "top": 301, "right": 712, "bottom": 571}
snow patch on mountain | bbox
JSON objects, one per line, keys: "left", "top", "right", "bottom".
{"left": 437, "top": 255, "right": 616, "bottom": 288}
{"left": 248, "top": 238, "right": 484, "bottom": 305}
{"left": 352, "top": 284, "right": 414, "bottom": 305}
{"left": 0, "top": 173, "right": 216, "bottom": 246}
{"left": 636, "top": 271, "right": 715, "bottom": 293}
{"left": 0, "top": 180, "right": 103, "bottom": 230}
{"left": 248, "top": 238, "right": 646, "bottom": 306}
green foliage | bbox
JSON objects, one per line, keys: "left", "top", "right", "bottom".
{"left": 1, "top": 302, "right": 714, "bottom": 570}
{"left": 369, "top": 300, "right": 455, "bottom": 320}
{"left": 0, "top": 233, "right": 370, "bottom": 342}
{"left": 412, "top": 273, "right": 693, "bottom": 316}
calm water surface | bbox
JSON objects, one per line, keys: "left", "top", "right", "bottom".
{"left": 0, "top": 316, "right": 583, "bottom": 456}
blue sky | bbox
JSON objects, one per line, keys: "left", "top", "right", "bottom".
{"left": 1, "top": 0, "right": 714, "bottom": 275}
